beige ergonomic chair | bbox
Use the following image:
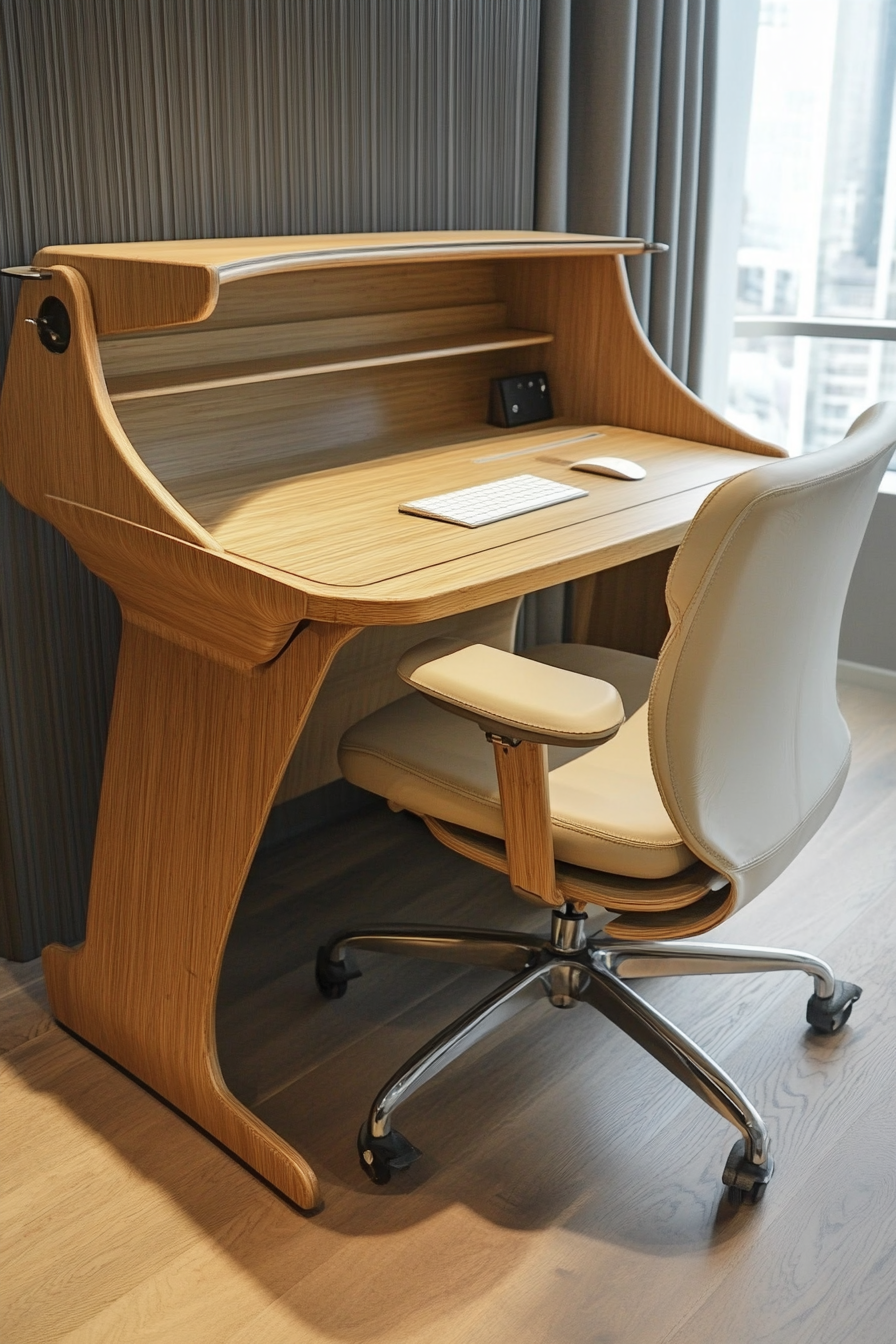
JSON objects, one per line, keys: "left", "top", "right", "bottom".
{"left": 318, "top": 404, "right": 896, "bottom": 1206}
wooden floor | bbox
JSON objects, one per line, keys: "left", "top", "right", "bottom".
{"left": 2, "top": 678, "right": 895, "bottom": 1344}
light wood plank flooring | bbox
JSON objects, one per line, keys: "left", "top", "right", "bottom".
{"left": 2, "top": 679, "right": 895, "bottom": 1344}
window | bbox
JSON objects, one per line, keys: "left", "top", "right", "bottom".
{"left": 726, "top": 0, "right": 896, "bottom": 471}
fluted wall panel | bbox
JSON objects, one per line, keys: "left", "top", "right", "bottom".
{"left": 0, "top": 0, "right": 541, "bottom": 958}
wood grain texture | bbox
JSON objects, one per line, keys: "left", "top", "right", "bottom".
{"left": 32, "top": 255, "right": 219, "bottom": 335}
{"left": 2, "top": 681, "right": 892, "bottom": 1344}
{"left": 498, "top": 254, "right": 785, "bottom": 457}
{"left": 114, "top": 349, "right": 517, "bottom": 488}
{"left": 601, "top": 887, "right": 735, "bottom": 938}
{"left": 0, "top": 268, "right": 214, "bottom": 545}
{"left": 33, "top": 231, "right": 654, "bottom": 335}
{"left": 100, "top": 298, "right": 509, "bottom": 378}
{"left": 289, "top": 477, "right": 752, "bottom": 625}
{"left": 185, "top": 427, "right": 764, "bottom": 587}
{"left": 42, "top": 497, "right": 308, "bottom": 668}
{"left": 106, "top": 326, "right": 552, "bottom": 403}
{"left": 36, "top": 229, "right": 649, "bottom": 266}
{"left": 41, "top": 617, "right": 359, "bottom": 1209}
{"left": 192, "top": 259, "right": 501, "bottom": 332}
{"left": 0, "top": 957, "right": 51, "bottom": 1054}
{"left": 491, "top": 739, "right": 561, "bottom": 906}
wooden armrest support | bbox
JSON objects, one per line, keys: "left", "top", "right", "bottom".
{"left": 397, "top": 638, "right": 625, "bottom": 746}
{"left": 398, "top": 637, "right": 625, "bottom": 906}
{"left": 490, "top": 736, "right": 563, "bottom": 906}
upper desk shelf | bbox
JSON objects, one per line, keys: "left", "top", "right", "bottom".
{"left": 25, "top": 230, "right": 663, "bottom": 336}
{"left": 105, "top": 326, "right": 554, "bottom": 403}
{"left": 0, "top": 229, "right": 782, "bottom": 652}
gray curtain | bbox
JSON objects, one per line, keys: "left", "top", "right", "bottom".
{"left": 0, "top": 0, "right": 541, "bottom": 960}
{"left": 537, "top": 0, "right": 719, "bottom": 390}
{"left": 517, "top": 0, "right": 722, "bottom": 652}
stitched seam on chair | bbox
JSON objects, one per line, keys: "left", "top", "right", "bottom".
{"left": 342, "top": 745, "right": 500, "bottom": 809}
{"left": 656, "top": 500, "right": 758, "bottom": 868}
{"left": 662, "top": 451, "right": 888, "bottom": 647}
{"left": 551, "top": 816, "right": 687, "bottom": 852}
{"left": 662, "top": 411, "right": 892, "bottom": 630}
{"left": 655, "top": 458, "right": 870, "bottom": 867}
{"left": 663, "top": 479, "right": 731, "bottom": 626}
{"left": 661, "top": 741, "right": 851, "bottom": 872}
{"left": 738, "top": 748, "right": 852, "bottom": 871}
{"left": 345, "top": 745, "right": 683, "bottom": 852}
{"left": 414, "top": 685, "right": 616, "bottom": 738}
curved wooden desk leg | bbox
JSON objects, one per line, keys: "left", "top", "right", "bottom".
{"left": 42, "top": 618, "right": 358, "bottom": 1209}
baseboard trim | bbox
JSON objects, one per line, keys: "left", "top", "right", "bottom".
{"left": 837, "top": 659, "right": 896, "bottom": 693}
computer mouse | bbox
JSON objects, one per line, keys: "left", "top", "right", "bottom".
{"left": 570, "top": 455, "right": 647, "bottom": 481}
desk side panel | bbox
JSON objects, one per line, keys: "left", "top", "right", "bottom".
{"left": 43, "top": 499, "right": 307, "bottom": 669}
{"left": 498, "top": 255, "right": 784, "bottom": 457}
{"left": 0, "top": 268, "right": 216, "bottom": 547}
{"left": 32, "top": 250, "right": 219, "bottom": 335}
{"left": 498, "top": 254, "right": 782, "bottom": 652}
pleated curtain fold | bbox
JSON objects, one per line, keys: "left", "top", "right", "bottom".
{"left": 516, "top": 0, "right": 729, "bottom": 651}
{"left": 537, "top": 0, "right": 719, "bottom": 392}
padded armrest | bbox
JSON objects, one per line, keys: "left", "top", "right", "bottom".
{"left": 397, "top": 638, "right": 625, "bottom": 746}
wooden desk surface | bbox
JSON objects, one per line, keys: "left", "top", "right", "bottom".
{"left": 173, "top": 424, "right": 765, "bottom": 616}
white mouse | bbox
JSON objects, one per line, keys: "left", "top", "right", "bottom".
{"left": 570, "top": 455, "right": 647, "bottom": 481}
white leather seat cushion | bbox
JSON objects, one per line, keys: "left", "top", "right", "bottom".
{"left": 339, "top": 644, "right": 697, "bottom": 880}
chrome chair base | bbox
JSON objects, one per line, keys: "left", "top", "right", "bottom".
{"left": 315, "top": 905, "right": 861, "bottom": 1205}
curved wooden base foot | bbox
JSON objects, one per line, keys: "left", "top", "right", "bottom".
{"left": 44, "top": 942, "right": 322, "bottom": 1208}
{"left": 42, "top": 618, "right": 357, "bottom": 1209}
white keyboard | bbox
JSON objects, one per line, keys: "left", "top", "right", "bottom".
{"left": 399, "top": 473, "right": 588, "bottom": 528}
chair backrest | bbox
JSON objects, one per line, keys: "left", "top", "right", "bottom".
{"left": 649, "top": 402, "right": 896, "bottom": 910}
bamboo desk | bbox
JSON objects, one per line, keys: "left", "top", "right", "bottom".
{"left": 0, "top": 232, "right": 783, "bottom": 1208}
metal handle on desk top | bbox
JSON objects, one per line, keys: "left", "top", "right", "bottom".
{"left": 2, "top": 266, "right": 53, "bottom": 280}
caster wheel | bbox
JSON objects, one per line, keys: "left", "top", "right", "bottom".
{"left": 726, "top": 1182, "right": 768, "bottom": 1209}
{"left": 315, "top": 946, "right": 361, "bottom": 1000}
{"left": 357, "top": 1125, "right": 422, "bottom": 1185}
{"left": 722, "top": 1138, "right": 774, "bottom": 1208}
{"left": 807, "top": 980, "right": 862, "bottom": 1034}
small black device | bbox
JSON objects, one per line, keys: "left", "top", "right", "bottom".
{"left": 30, "top": 296, "right": 71, "bottom": 354}
{"left": 489, "top": 372, "right": 553, "bottom": 428}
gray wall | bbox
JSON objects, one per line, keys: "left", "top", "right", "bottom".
{"left": 840, "top": 491, "right": 896, "bottom": 672}
{"left": 0, "top": 0, "right": 541, "bottom": 959}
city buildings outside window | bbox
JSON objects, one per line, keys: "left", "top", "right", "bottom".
{"left": 726, "top": 0, "right": 896, "bottom": 472}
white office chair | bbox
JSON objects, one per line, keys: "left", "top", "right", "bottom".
{"left": 318, "top": 404, "right": 896, "bottom": 1206}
